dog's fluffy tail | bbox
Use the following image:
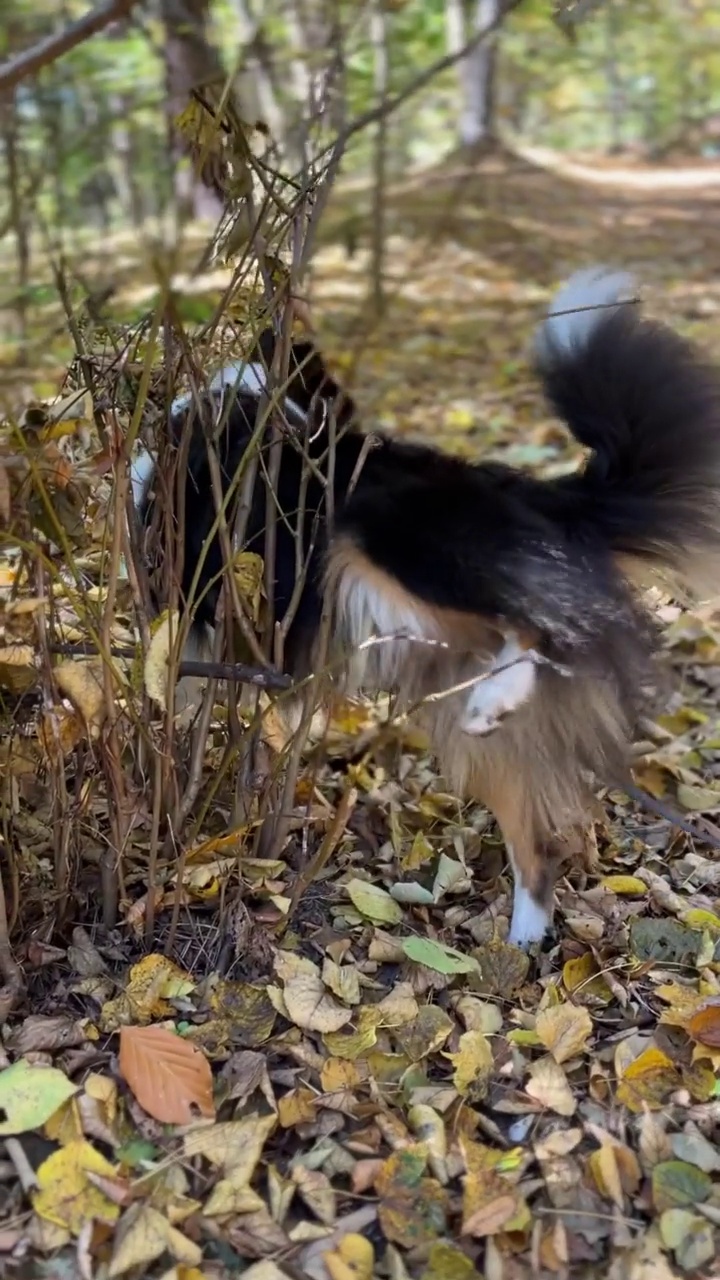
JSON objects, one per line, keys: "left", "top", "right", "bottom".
{"left": 536, "top": 265, "right": 720, "bottom": 596}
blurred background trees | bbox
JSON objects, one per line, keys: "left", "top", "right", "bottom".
{"left": 1, "top": 0, "right": 719, "bottom": 258}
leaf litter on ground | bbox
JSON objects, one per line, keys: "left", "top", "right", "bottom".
{"left": 4, "top": 155, "right": 720, "bottom": 1277}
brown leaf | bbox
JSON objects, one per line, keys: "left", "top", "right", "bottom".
{"left": 687, "top": 1002, "right": 720, "bottom": 1047}
{"left": 119, "top": 1026, "right": 215, "bottom": 1125}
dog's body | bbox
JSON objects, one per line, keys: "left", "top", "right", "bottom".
{"left": 136, "top": 268, "right": 720, "bottom": 946}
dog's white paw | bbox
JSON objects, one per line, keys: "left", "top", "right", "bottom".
{"left": 508, "top": 882, "right": 551, "bottom": 948}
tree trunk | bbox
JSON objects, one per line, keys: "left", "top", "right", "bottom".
{"left": 160, "top": 0, "right": 227, "bottom": 220}
{"left": 231, "top": 0, "right": 289, "bottom": 159}
{"left": 446, "top": 0, "right": 501, "bottom": 149}
{"left": 369, "top": 0, "right": 389, "bottom": 317}
{"left": 605, "top": 0, "right": 624, "bottom": 155}
{"left": 2, "top": 89, "right": 30, "bottom": 346}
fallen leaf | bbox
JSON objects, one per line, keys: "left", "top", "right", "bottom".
{"left": 600, "top": 875, "right": 647, "bottom": 896}
{"left": 323, "top": 1233, "right": 374, "bottom": 1280}
{"left": 375, "top": 1146, "right": 449, "bottom": 1249}
{"left": 687, "top": 1001, "right": 720, "bottom": 1047}
{"left": 401, "top": 935, "right": 480, "bottom": 976}
{"left": 394, "top": 1006, "right": 454, "bottom": 1062}
{"left": 473, "top": 940, "right": 529, "bottom": 997}
{"left": 233, "top": 550, "right": 265, "bottom": 624}
{"left": 659, "top": 1208, "right": 715, "bottom": 1271}
{"left": 446, "top": 1030, "right": 494, "bottom": 1099}
{"left": 535, "top": 1002, "right": 593, "bottom": 1064}
{"left": 615, "top": 1047, "right": 680, "bottom": 1113}
{"left": 119, "top": 1026, "right": 215, "bottom": 1124}
{"left": 183, "top": 1114, "right": 275, "bottom": 1175}
{"left": 419, "top": 1242, "right": 482, "bottom": 1279}
{"left": 144, "top": 610, "right": 181, "bottom": 711}
{"left": 525, "top": 1057, "right": 577, "bottom": 1116}
{"left": 292, "top": 1166, "right": 336, "bottom": 1225}
{"left": 283, "top": 973, "right": 353, "bottom": 1033}
{"left": 562, "top": 952, "right": 612, "bottom": 1002}
{"left": 670, "top": 1126, "right": 720, "bottom": 1173}
{"left": 322, "top": 958, "right": 361, "bottom": 1006}
{"left": 108, "top": 1203, "right": 202, "bottom": 1276}
{"left": 33, "top": 1140, "right": 121, "bottom": 1234}
{"left": 630, "top": 918, "right": 702, "bottom": 965}
{"left": 346, "top": 878, "right": 403, "bottom": 925}
{"left": 0, "top": 1061, "right": 78, "bottom": 1135}
{"left": 652, "top": 1160, "right": 712, "bottom": 1211}
{"left": 54, "top": 657, "right": 108, "bottom": 737}
{"left": 461, "top": 1167, "right": 518, "bottom": 1238}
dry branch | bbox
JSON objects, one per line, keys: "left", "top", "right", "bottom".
{"left": 0, "top": 0, "right": 139, "bottom": 95}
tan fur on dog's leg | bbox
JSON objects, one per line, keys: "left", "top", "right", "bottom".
{"left": 470, "top": 763, "right": 561, "bottom": 947}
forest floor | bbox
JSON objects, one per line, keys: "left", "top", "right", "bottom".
{"left": 2, "top": 150, "right": 720, "bottom": 1279}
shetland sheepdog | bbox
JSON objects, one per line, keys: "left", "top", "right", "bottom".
{"left": 135, "top": 268, "right": 720, "bottom": 946}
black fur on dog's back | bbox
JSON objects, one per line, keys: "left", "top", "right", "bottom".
{"left": 143, "top": 268, "right": 720, "bottom": 689}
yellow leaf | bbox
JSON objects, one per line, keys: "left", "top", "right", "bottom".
{"left": 0, "top": 643, "right": 37, "bottom": 694}
{"left": 682, "top": 908, "right": 720, "bottom": 934}
{"left": 291, "top": 1165, "right": 336, "bottom": 1225}
{"left": 101, "top": 953, "right": 195, "bottom": 1026}
{"left": 44, "top": 1096, "right": 83, "bottom": 1146}
{"left": 323, "top": 1025, "right": 378, "bottom": 1060}
{"left": 277, "top": 1087, "right": 317, "bottom": 1128}
{"left": 322, "top": 958, "right": 361, "bottom": 1006}
{"left": 33, "top": 1140, "right": 121, "bottom": 1234}
{"left": 461, "top": 1165, "right": 519, "bottom": 1238}
{"left": 324, "top": 1234, "right": 374, "bottom": 1280}
{"left": 616, "top": 1047, "right": 680, "bottom": 1113}
{"left": 444, "top": 406, "right": 475, "bottom": 431}
{"left": 320, "top": 1058, "right": 362, "bottom": 1092}
{"left": 446, "top": 1030, "right": 494, "bottom": 1098}
{"left": 144, "top": 610, "right": 181, "bottom": 710}
{"left": 203, "top": 1180, "right": 266, "bottom": 1217}
{"left": 600, "top": 875, "right": 647, "bottom": 896}
{"left": 562, "top": 953, "right": 612, "bottom": 1002}
{"left": 588, "top": 1144, "right": 625, "bottom": 1208}
{"left": 233, "top": 550, "right": 265, "bottom": 625}
{"left": 535, "top": 1003, "right": 592, "bottom": 1064}
{"left": 402, "top": 830, "right": 434, "bottom": 871}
